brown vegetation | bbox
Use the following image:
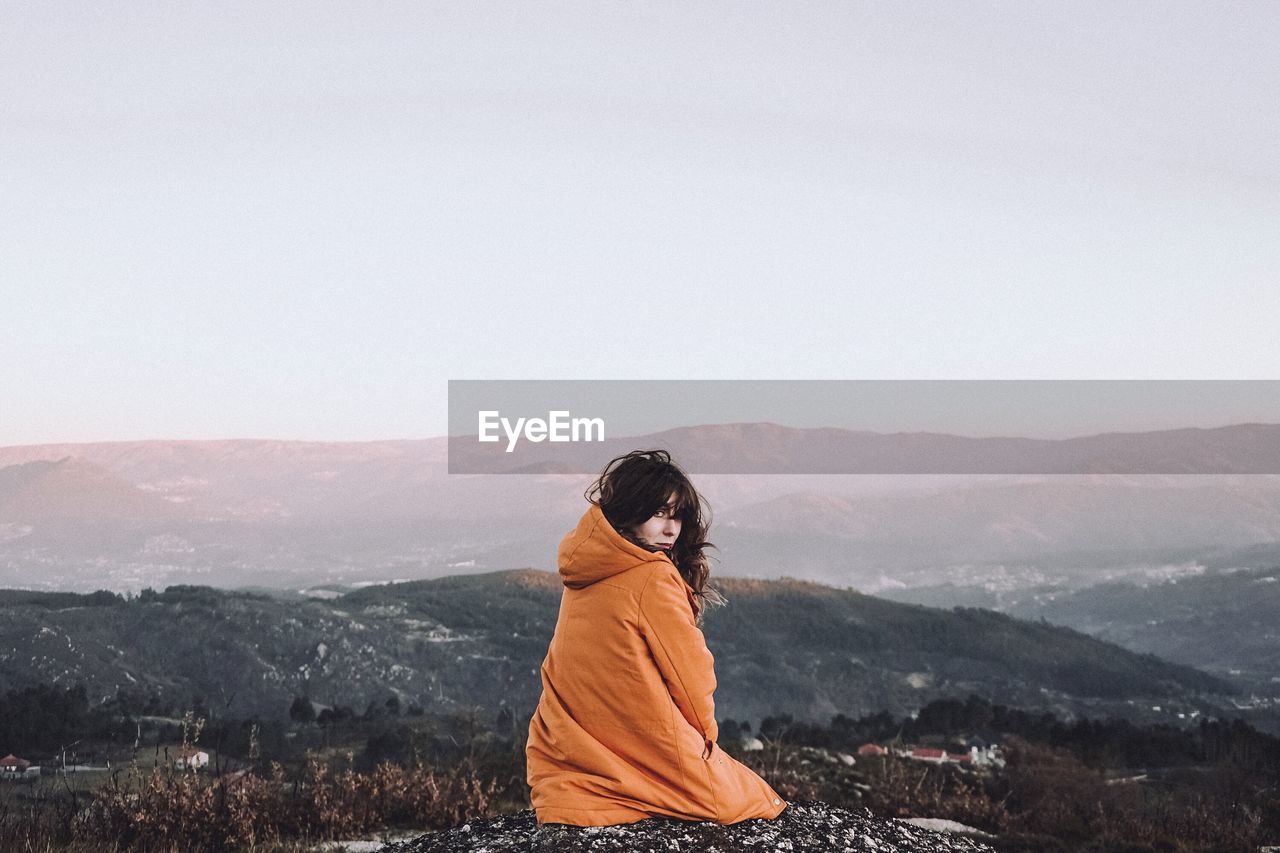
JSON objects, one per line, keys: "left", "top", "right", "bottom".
{"left": 730, "top": 736, "right": 1280, "bottom": 852}
{"left": 72, "top": 752, "right": 496, "bottom": 850}
{"left": 5, "top": 698, "right": 1280, "bottom": 852}
{"left": 2, "top": 716, "right": 498, "bottom": 853}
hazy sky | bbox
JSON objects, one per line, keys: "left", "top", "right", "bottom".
{"left": 3, "top": 2, "right": 1278, "bottom": 445}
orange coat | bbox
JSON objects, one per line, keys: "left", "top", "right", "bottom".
{"left": 526, "top": 504, "right": 787, "bottom": 826}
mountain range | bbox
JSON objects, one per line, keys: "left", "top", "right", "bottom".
{"left": 449, "top": 421, "right": 1280, "bottom": 474}
{"left": 3, "top": 433, "right": 1280, "bottom": 596}
{"left": 3, "top": 430, "right": 1279, "bottom": 725}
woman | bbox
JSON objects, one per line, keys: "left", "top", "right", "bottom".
{"left": 525, "top": 449, "right": 787, "bottom": 826}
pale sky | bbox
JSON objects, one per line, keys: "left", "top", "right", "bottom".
{"left": 3, "top": 2, "right": 1278, "bottom": 445}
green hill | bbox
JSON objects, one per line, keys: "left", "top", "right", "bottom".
{"left": 0, "top": 570, "right": 1231, "bottom": 726}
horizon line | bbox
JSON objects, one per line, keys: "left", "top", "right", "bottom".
{"left": 3, "top": 419, "right": 1279, "bottom": 452}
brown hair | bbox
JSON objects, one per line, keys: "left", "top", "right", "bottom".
{"left": 585, "top": 449, "right": 725, "bottom": 621}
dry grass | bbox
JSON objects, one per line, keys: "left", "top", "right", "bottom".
{"left": 2, "top": 761, "right": 496, "bottom": 852}
{"left": 70, "top": 753, "right": 498, "bottom": 851}
{"left": 2, "top": 715, "right": 500, "bottom": 852}
{"left": 735, "top": 736, "right": 1280, "bottom": 852}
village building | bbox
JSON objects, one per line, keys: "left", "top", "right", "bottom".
{"left": 0, "top": 754, "right": 39, "bottom": 781}
{"left": 172, "top": 745, "right": 210, "bottom": 770}
{"left": 906, "top": 747, "right": 950, "bottom": 764}
{"left": 851, "top": 740, "right": 1004, "bottom": 768}
{"left": 899, "top": 743, "right": 1004, "bottom": 767}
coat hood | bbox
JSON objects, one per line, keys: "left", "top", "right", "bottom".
{"left": 558, "top": 504, "right": 696, "bottom": 599}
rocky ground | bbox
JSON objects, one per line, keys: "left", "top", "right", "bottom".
{"left": 380, "top": 800, "right": 995, "bottom": 852}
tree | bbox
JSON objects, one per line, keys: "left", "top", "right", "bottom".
{"left": 495, "top": 706, "right": 515, "bottom": 734}
{"left": 720, "top": 718, "right": 746, "bottom": 743}
{"left": 289, "top": 696, "right": 315, "bottom": 723}
{"left": 759, "top": 714, "right": 795, "bottom": 742}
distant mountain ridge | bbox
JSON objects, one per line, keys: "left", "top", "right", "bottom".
{"left": 721, "top": 480, "right": 1280, "bottom": 578}
{"left": 0, "top": 438, "right": 450, "bottom": 521}
{"left": 4, "top": 423, "right": 1280, "bottom": 522}
{"left": 0, "top": 457, "right": 184, "bottom": 522}
{"left": 450, "top": 421, "right": 1280, "bottom": 474}
{"left": 3, "top": 433, "right": 1280, "bottom": 595}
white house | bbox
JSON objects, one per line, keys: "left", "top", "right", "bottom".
{"left": 0, "top": 754, "right": 39, "bottom": 782}
{"left": 172, "top": 745, "right": 210, "bottom": 770}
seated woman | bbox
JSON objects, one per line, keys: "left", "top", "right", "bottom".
{"left": 526, "top": 449, "right": 787, "bottom": 826}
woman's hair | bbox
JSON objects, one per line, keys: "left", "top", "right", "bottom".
{"left": 585, "top": 449, "right": 726, "bottom": 621}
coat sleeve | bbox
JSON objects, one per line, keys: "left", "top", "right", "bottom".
{"left": 637, "top": 566, "right": 720, "bottom": 752}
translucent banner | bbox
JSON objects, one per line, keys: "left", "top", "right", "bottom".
{"left": 447, "top": 380, "right": 1280, "bottom": 474}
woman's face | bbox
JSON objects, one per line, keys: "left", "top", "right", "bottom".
{"left": 628, "top": 493, "right": 682, "bottom": 552}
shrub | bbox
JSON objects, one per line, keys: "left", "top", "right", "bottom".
{"left": 74, "top": 752, "right": 499, "bottom": 851}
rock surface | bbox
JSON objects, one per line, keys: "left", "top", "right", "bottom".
{"left": 381, "top": 800, "right": 995, "bottom": 852}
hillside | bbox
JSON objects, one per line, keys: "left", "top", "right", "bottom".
{"left": 0, "top": 571, "right": 1231, "bottom": 727}
{"left": 995, "top": 566, "right": 1280, "bottom": 681}
{"left": 883, "top": 565, "right": 1280, "bottom": 686}
{"left": 0, "top": 457, "right": 182, "bottom": 522}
